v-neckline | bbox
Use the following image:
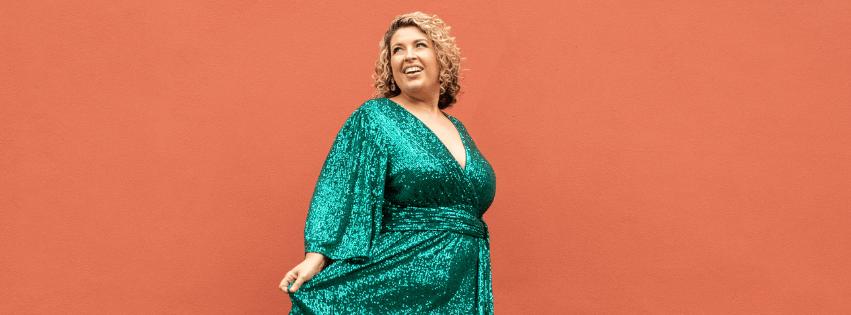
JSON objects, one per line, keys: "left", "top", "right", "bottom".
{"left": 385, "top": 98, "right": 469, "bottom": 172}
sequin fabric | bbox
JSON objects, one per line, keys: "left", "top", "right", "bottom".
{"left": 288, "top": 97, "right": 497, "bottom": 314}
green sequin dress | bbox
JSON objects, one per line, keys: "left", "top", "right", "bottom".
{"left": 288, "top": 97, "right": 497, "bottom": 314}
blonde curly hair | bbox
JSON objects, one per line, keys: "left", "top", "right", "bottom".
{"left": 373, "top": 12, "right": 463, "bottom": 109}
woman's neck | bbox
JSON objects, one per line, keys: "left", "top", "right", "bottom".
{"left": 391, "top": 92, "right": 440, "bottom": 116}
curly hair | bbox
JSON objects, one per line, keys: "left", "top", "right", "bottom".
{"left": 373, "top": 12, "right": 463, "bottom": 109}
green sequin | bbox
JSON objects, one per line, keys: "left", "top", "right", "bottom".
{"left": 289, "top": 97, "right": 496, "bottom": 315}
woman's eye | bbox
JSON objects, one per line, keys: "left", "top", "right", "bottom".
{"left": 393, "top": 47, "right": 402, "bottom": 54}
{"left": 417, "top": 42, "right": 427, "bottom": 47}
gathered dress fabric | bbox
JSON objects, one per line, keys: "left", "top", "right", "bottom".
{"left": 288, "top": 97, "right": 497, "bottom": 315}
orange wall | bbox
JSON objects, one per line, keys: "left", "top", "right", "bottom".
{"left": 2, "top": 1, "right": 850, "bottom": 314}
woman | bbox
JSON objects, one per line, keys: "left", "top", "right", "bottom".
{"left": 279, "top": 12, "right": 496, "bottom": 314}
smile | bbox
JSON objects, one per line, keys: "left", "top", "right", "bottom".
{"left": 404, "top": 66, "right": 423, "bottom": 74}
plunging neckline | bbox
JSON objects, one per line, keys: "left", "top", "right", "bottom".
{"left": 385, "top": 98, "right": 469, "bottom": 172}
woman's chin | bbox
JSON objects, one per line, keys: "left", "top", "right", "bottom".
{"left": 401, "top": 85, "right": 437, "bottom": 96}
{"left": 402, "top": 86, "right": 421, "bottom": 93}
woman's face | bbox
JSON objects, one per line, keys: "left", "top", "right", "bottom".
{"left": 389, "top": 26, "right": 440, "bottom": 96}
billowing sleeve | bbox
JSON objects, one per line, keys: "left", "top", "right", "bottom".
{"left": 303, "top": 106, "right": 388, "bottom": 264}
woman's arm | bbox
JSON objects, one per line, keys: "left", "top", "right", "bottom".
{"left": 280, "top": 103, "right": 388, "bottom": 294}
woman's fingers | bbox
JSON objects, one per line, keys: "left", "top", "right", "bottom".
{"left": 279, "top": 271, "right": 296, "bottom": 291}
{"left": 281, "top": 259, "right": 324, "bottom": 293}
{"left": 289, "top": 275, "right": 306, "bottom": 293}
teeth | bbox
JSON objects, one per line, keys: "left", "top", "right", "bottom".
{"left": 405, "top": 67, "right": 422, "bottom": 74}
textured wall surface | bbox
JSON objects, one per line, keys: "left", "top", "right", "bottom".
{"left": 2, "top": 0, "right": 850, "bottom": 313}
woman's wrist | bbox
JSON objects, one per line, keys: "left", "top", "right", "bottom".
{"left": 304, "top": 252, "right": 325, "bottom": 258}
{"left": 304, "top": 252, "right": 326, "bottom": 264}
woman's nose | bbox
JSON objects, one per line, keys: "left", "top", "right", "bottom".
{"left": 404, "top": 49, "right": 417, "bottom": 60}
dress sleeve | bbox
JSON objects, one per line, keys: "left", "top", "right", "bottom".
{"left": 303, "top": 107, "right": 388, "bottom": 264}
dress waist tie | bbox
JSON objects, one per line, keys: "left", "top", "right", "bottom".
{"left": 381, "top": 203, "right": 487, "bottom": 238}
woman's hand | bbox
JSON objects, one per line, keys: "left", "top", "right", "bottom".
{"left": 279, "top": 252, "right": 330, "bottom": 293}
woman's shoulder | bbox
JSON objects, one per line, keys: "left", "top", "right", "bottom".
{"left": 355, "top": 97, "right": 392, "bottom": 114}
{"left": 335, "top": 98, "right": 395, "bottom": 134}
{"left": 345, "top": 97, "right": 395, "bottom": 123}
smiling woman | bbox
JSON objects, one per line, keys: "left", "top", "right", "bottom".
{"left": 374, "top": 12, "right": 463, "bottom": 110}
{"left": 280, "top": 12, "right": 497, "bottom": 315}
{"left": 391, "top": 29, "right": 439, "bottom": 96}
